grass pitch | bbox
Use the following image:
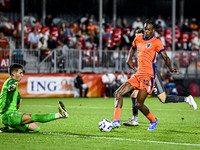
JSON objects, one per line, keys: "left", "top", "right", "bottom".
{"left": 0, "top": 97, "right": 199, "bottom": 150}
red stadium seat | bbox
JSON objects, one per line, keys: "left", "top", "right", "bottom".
{"left": 105, "top": 27, "right": 113, "bottom": 34}
{"left": 4, "top": 21, "right": 15, "bottom": 35}
{"left": 113, "top": 28, "right": 122, "bottom": 42}
{"left": 181, "top": 33, "right": 189, "bottom": 44}
{"left": 180, "top": 51, "right": 189, "bottom": 67}
{"left": 174, "top": 52, "right": 181, "bottom": 61}
{"left": 190, "top": 51, "right": 198, "bottom": 61}
{"left": 165, "top": 28, "right": 172, "bottom": 35}
{"left": 26, "top": 26, "right": 32, "bottom": 33}
{"left": 190, "top": 33, "right": 197, "bottom": 41}
{"left": 175, "top": 29, "right": 181, "bottom": 43}
{"left": 165, "top": 33, "right": 172, "bottom": 45}
{"left": 122, "top": 28, "right": 130, "bottom": 35}
{"left": 51, "top": 26, "right": 60, "bottom": 41}
{"left": 190, "top": 83, "right": 200, "bottom": 97}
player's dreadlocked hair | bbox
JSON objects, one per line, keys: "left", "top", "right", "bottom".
{"left": 144, "top": 19, "right": 155, "bottom": 28}
{"left": 8, "top": 63, "right": 23, "bottom": 75}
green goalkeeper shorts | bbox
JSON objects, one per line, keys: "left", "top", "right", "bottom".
{"left": 1, "top": 111, "right": 28, "bottom": 132}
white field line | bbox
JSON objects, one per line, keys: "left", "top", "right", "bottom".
{"left": 39, "top": 132, "right": 200, "bottom": 147}
{"left": 23, "top": 105, "right": 195, "bottom": 111}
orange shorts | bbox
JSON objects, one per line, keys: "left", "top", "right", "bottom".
{"left": 127, "top": 74, "right": 156, "bottom": 94}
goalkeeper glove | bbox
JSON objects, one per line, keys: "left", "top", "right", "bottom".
{"left": 8, "top": 82, "right": 18, "bottom": 91}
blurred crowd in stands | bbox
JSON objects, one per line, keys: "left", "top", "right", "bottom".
{"left": 0, "top": 11, "right": 200, "bottom": 69}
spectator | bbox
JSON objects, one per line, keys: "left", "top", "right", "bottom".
{"left": 155, "top": 15, "right": 166, "bottom": 29}
{"left": 13, "top": 21, "right": 29, "bottom": 43}
{"left": 87, "top": 21, "right": 97, "bottom": 35}
{"left": 112, "top": 46, "right": 120, "bottom": 73}
{"left": 89, "top": 14, "right": 97, "bottom": 25}
{"left": 38, "top": 37, "right": 50, "bottom": 60}
{"left": 155, "top": 21, "right": 162, "bottom": 34}
{"left": 101, "top": 70, "right": 116, "bottom": 98}
{"left": 102, "top": 13, "right": 109, "bottom": 29}
{"left": 81, "top": 24, "right": 88, "bottom": 36}
{"left": 74, "top": 71, "right": 88, "bottom": 97}
{"left": 159, "top": 31, "right": 166, "bottom": 47}
{"left": 39, "top": 28, "right": 48, "bottom": 41}
{"left": 183, "top": 38, "right": 192, "bottom": 50}
{"left": 45, "top": 14, "right": 53, "bottom": 28}
{"left": 52, "top": 15, "right": 63, "bottom": 27}
{"left": 80, "top": 13, "right": 89, "bottom": 27}
{"left": 57, "top": 30, "right": 66, "bottom": 48}
{"left": 121, "top": 48, "right": 129, "bottom": 72}
{"left": 120, "top": 30, "right": 131, "bottom": 49}
{"left": 0, "top": 32, "right": 10, "bottom": 59}
{"left": 117, "top": 15, "right": 128, "bottom": 28}
{"left": 84, "top": 31, "right": 96, "bottom": 49}
{"left": 63, "top": 23, "right": 75, "bottom": 37}
{"left": 190, "top": 18, "right": 198, "bottom": 33}
{"left": 0, "top": 11, "right": 14, "bottom": 31}
{"left": 181, "top": 18, "right": 191, "bottom": 33}
{"left": 132, "top": 17, "right": 143, "bottom": 30}
{"left": 60, "top": 22, "right": 67, "bottom": 33}
{"left": 47, "top": 34, "right": 57, "bottom": 50}
{"left": 175, "top": 38, "right": 183, "bottom": 50}
{"left": 0, "top": 32, "right": 10, "bottom": 49}
{"left": 28, "top": 27, "right": 40, "bottom": 49}
{"left": 102, "top": 46, "right": 111, "bottom": 68}
{"left": 160, "top": 68, "right": 178, "bottom": 96}
{"left": 58, "top": 39, "right": 69, "bottom": 71}
{"left": 71, "top": 23, "right": 80, "bottom": 35}
{"left": 192, "top": 33, "right": 200, "bottom": 51}
{"left": 166, "top": 16, "right": 172, "bottom": 28}
{"left": 116, "top": 70, "right": 128, "bottom": 88}
{"left": 24, "top": 13, "right": 41, "bottom": 28}
{"left": 166, "top": 44, "right": 172, "bottom": 51}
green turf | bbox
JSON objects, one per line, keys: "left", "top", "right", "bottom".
{"left": 0, "top": 97, "right": 200, "bottom": 150}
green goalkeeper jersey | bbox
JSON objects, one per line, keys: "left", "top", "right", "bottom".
{"left": 0, "top": 78, "right": 21, "bottom": 114}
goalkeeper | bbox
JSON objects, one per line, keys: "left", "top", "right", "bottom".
{"left": 0, "top": 63, "right": 69, "bottom": 133}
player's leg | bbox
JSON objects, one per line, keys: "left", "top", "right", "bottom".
{"left": 79, "top": 86, "right": 83, "bottom": 97}
{"left": 13, "top": 123, "right": 40, "bottom": 133}
{"left": 158, "top": 94, "right": 197, "bottom": 110}
{"left": 21, "top": 101, "right": 69, "bottom": 125}
{"left": 137, "top": 89, "right": 158, "bottom": 130}
{"left": 155, "top": 72, "right": 197, "bottom": 110}
{"left": 112, "top": 82, "right": 135, "bottom": 128}
{"left": 137, "top": 75, "right": 158, "bottom": 130}
{"left": 26, "top": 122, "right": 40, "bottom": 132}
{"left": 123, "top": 90, "right": 139, "bottom": 126}
{"left": 0, "top": 112, "right": 39, "bottom": 133}
{"left": 82, "top": 84, "right": 88, "bottom": 97}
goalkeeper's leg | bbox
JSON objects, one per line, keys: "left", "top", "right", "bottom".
{"left": 21, "top": 101, "right": 69, "bottom": 124}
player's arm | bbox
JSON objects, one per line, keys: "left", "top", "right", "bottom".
{"left": 160, "top": 51, "right": 178, "bottom": 73}
{"left": 17, "top": 92, "right": 22, "bottom": 110}
{"left": 126, "top": 47, "right": 137, "bottom": 72}
{"left": 7, "top": 80, "right": 18, "bottom": 92}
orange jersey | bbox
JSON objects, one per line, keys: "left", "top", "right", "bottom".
{"left": 132, "top": 35, "right": 165, "bottom": 78}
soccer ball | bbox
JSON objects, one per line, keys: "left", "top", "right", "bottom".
{"left": 98, "top": 119, "right": 113, "bottom": 132}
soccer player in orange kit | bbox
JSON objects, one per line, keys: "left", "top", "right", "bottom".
{"left": 112, "top": 19, "right": 178, "bottom": 130}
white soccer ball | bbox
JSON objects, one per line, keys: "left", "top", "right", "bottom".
{"left": 98, "top": 119, "right": 113, "bottom": 132}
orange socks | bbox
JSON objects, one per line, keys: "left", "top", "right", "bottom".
{"left": 114, "top": 107, "right": 121, "bottom": 120}
{"left": 146, "top": 112, "right": 156, "bottom": 122}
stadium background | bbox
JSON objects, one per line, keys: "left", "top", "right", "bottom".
{"left": 2, "top": 0, "right": 200, "bottom": 23}
{"left": 0, "top": 0, "right": 200, "bottom": 97}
